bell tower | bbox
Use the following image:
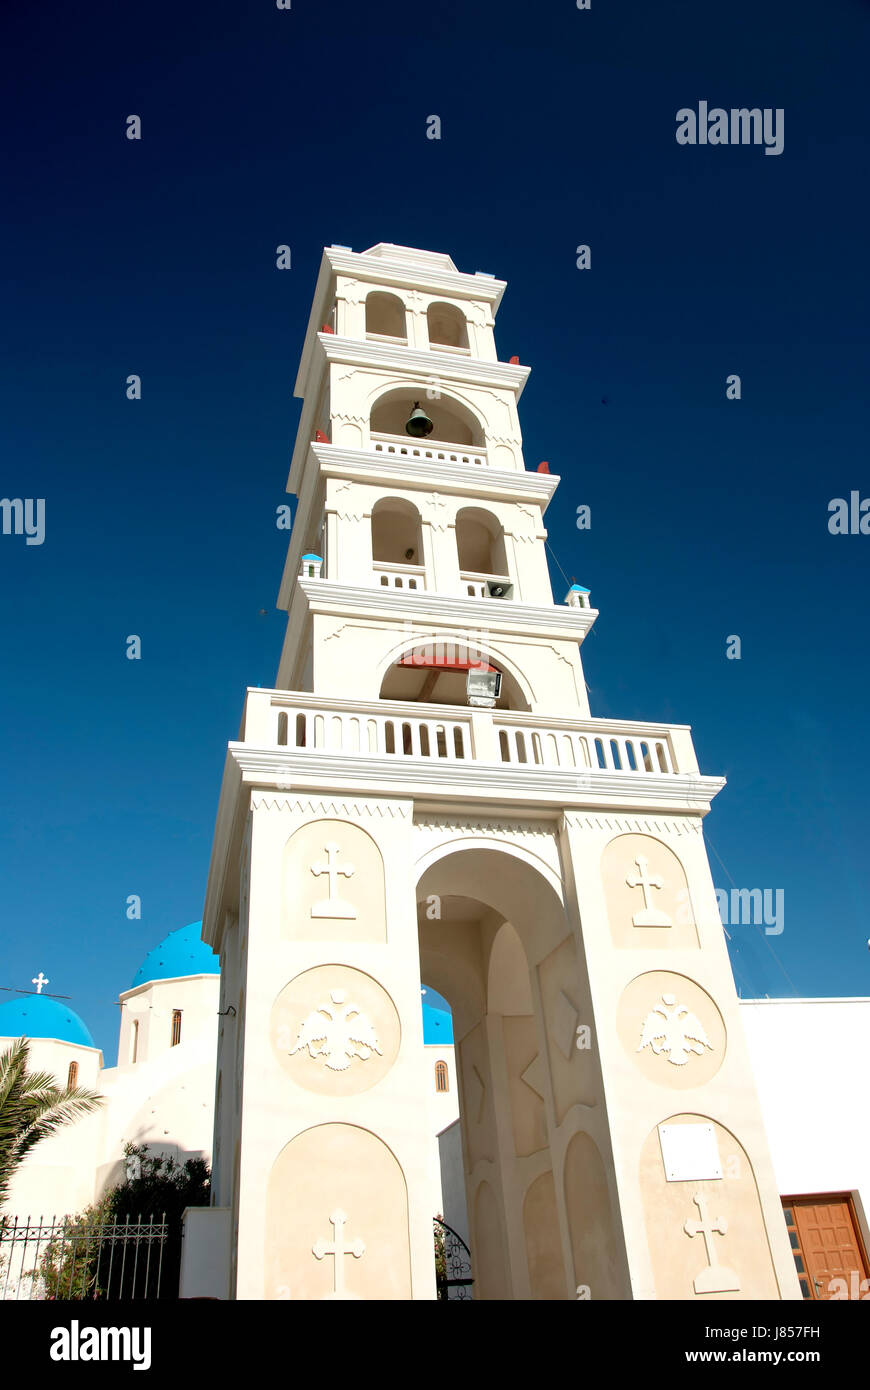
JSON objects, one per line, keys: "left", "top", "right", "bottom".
{"left": 200, "top": 243, "right": 800, "bottom": 1301}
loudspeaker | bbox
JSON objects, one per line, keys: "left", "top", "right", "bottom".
{"left": 486, "top": 580, "right": 513, "bottom": 600}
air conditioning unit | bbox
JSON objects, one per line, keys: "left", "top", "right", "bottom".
{"left": 486, "top": 580, "right": 513, "bottom": 600}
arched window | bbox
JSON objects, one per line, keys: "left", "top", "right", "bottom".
{"left": 365, "top": 292, "right": 406, "bottom": 340}
{"left": 427, "top": 302, "right": 469, "bottom": 350}
{"left": 170, "top": 1009, "right": 182, "bottom": 1047}
{"left": 435, "top": 1060, "right": 449, "bottom": 1093}
{"left": 455, "top": 507, "right": 509, "bottom": 580}
{"left": 130, "top": 1018, "right": 139, "bottom": 1064}
{"left": 371, "top": 498, "right": 425, "bottom": 589}
{"left": 67, "top": 1061, "right": 79, "bottom": 1089}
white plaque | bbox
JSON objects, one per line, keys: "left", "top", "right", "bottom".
{"left": 658, "top": 1123, "right": 722, "bottom": 1182}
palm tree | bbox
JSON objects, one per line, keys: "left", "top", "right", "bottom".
{"left": 0, "top": 1038, "right": 104, "bottom": 1210}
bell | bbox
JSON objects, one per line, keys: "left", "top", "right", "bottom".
{"left": 405, "top": 401, "right": 434, "bottom": 438}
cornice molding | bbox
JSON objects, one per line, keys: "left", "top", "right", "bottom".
{"left": 314, "top": 334, "right": 530, "bottom": 396}
{"left": 562, "top": 813, "right": 704, "bottom": 837}
{"left": 250, "top": 792, "right": 412, "bottom": 819}
{"left": 323, "top": 247, "right": 507, "bottom": 306}
{"left": 228, "top": 744, "right": 725, "bottom": 813}
{"left": 292, "top": 578, "right": 597, "bottom": 643}
{"left": 312, "top": 443, "right": 559, "bottom": 506}
{"left": 413, "top": 814, "right": 557, "bottom": 839}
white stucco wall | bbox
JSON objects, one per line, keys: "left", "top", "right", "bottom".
{"left": 0, "top": 1037, "right": 105, "bottom": 1217}
{"left": 437, "top": 1120, "right": 470, "bottom": 1250}
{"left": 739, "top": 998, "right": 870, "bottom": 1228}
{"left": 0, "top": 975, "right": 220, "bottom": 1220}
{"left": 180, "top": 1206, "right": 231, "bottom": 1299}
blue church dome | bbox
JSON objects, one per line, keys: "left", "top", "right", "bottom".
{"left": 422, "top": 988, "right": 454, "bottom": 1044}
{"left": 0, "top": 994, "right": 95, "bottom": 1049}
{"left": 130, "top": 922, "right": 219, "bottom": 990}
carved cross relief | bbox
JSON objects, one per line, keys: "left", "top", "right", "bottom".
{"left": 683, "top": 1193, "right": 740, "bottom": 1294}
{"left": 625, "top": 855, "right": 673, "bottom": 927}
{"left": 311, "top": 842, "right": 356, "bottom": 919}
{"left": 313, "top": 1208, "right": 366, "bottom": 1299}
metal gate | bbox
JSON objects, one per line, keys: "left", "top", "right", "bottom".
{"left": 0, "top": 1213, "right": 168, "bottom": 1301}
{"left": 434, "top": 1218, "right": 473, "bottom": 1300}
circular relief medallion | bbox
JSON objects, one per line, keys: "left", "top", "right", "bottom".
{"left": 617, "top": 971, "right": 726, "bottom": 1089}
{"left": 270, "top": 964, "right": 401, "bottom": 1096}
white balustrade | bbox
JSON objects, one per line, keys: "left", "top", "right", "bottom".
{"left": 372, "top": 561, "right": 426, "bottom": 592}
{"left": 370, "top": 431, "right": 489, "bottom": 468}
{"left": 245, "top": 691, "right": 681, "bottom": 776}
{"left": 273, "top": 702, "right": 470, "bottom": 762}
{"left": 495, "top": 724, "right": 592, "bottom": 770}
{"left": 494, "top": 720, "right": 675, "bottom": 775}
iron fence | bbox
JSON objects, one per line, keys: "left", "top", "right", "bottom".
{"left": 434, "top": 1217, "right": 473, "bottom": 1300}
{"left": 0, "top": 1213, "right": 168, "bottom": 1301}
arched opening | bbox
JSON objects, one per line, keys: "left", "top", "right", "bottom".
{"left": 365, "top": 291, "right": 407, "bottom": 341}
{"left": 379, "top": 640, "right": 527, "bottom": 710}
{"left": 415, "top": 846, "right": 615, "bottom": 1300}
{"left": 370, "top": 387, "right": 483, "bottom": 449}
{"left": 421, "top": 981, "right": 471, "bottom": 1297}
{"left": 455, "top": 507, "right": 509, "bottom": 592}
{"left": 427, "top": 301, "right": 469, "bottom": 350}
{"left": 371, "top": 497, "right": 425, "bottom": 590}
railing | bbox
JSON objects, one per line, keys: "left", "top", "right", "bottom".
{"left": 242, "top": 691, "right": 693, "bottom": 776}
{"left": 0, "top": 1213, "right": 169, "bottom": 1301}
{"left": 365, "top": 332, "right": 408, "bottom": 346}
{"left": 460, "top": 570, "right": 511, "bottom": 599}
{"left": 275, "top": 703, "right": 472, "bottom": 762}
{"left": 429, "top": 341, "right": 471, "bottom": 356}
{"left": 495, "top": 722, "right": 674, "bottom": 774}
{"left": 373, "top": 561, "right": 426, "bottom": 591}
{"left": 370, "top": 431, "right": 489, "bottom": 468}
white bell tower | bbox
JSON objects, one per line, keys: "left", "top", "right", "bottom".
{"left": 200, "top": 243, "right": 800, "bottom": 1302}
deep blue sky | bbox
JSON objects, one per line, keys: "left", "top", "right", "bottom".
{"left": 2, "top": 0, "right": 868, "bottom": 1057}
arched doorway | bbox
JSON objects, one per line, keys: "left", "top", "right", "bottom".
{"left": 415, "top": 845, "right": 630, "bottom": 1301}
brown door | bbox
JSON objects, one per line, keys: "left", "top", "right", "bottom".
{"left": 783, "top": 1196, "right": 870, "bottom": 1300}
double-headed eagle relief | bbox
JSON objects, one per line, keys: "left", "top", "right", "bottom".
{"left": 637, "top": 993, "right": 713, "bottom": 1066}
{"left": 288, "top": 989, "right": 382, "bottom": 1072}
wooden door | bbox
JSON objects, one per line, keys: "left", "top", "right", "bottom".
{"left": 783, "top": 1195, "right": 870, "bottom": 1300}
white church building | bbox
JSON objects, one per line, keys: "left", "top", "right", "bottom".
{"left": 0, "top": 924, "right": 220, "bottom": 1219}
{"left": 3, "top": 243, "right": 869, "bottom": 1301}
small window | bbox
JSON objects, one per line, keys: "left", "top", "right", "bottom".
{"left": 170, "top": 1009, "right": 182, "bottom": 1047}
{"left": 67, "top": 1061, "right": 79, "bottom": 1089}
{"left": 130, "top": 1018, "right": 139, "bottom": 1064}
{"left": 435, "top": 1060, "right": 449, "bottom": 1093}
